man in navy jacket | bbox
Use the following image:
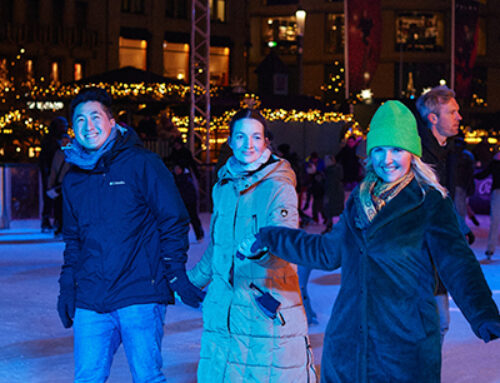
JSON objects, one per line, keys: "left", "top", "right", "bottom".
{"left": 57, "top": 88, "right": 204, "bottom": 382}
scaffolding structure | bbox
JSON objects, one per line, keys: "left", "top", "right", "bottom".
{"left": 189, "top": 0, "right": 211, "bottom": 164}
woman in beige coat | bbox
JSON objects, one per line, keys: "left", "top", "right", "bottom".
{"left": 188, "top": 109, "right": 316, "bottom": 382}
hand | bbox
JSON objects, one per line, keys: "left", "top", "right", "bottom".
{"left": 236, "top": 233, "right": 268, "bottom": 260}
{"left": 478, "top": 321, "right": 500, "bottom": 343}
{"left": 57, "top": 292, "right": 75, "bottom": 328}
{"left": 46, "top": 188, "right": 60, "bottom": 199}
{"left": 168, "top": 269, "right": 206, "bottom": 308}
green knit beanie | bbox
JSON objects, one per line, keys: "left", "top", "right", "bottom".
{"left": 366, "top": 100, "right": 422, "bottom": 157}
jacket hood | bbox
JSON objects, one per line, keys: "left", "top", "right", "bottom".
{"left": 218, "top": 154, "right": 296, "bottom": 193}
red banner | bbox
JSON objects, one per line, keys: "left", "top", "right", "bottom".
{"left": 347, "top": 0, "right": 382, "bottom": 94}
{"left": 455, "top": 0, "right": 480, "bottom": 99}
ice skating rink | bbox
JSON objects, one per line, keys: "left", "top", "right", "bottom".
{"left": 1, "top": 213, "right": 499, "bottom": 382}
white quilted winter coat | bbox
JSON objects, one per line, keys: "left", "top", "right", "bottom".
{"left": 188, "top": 155, "right": 316, "bottom": 383}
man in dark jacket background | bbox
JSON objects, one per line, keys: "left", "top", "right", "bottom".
{"left": 416, "top": 85, "right": 474, "bottom": 346}
{"left": 38, "top": 116, "right": 68, "bottom": 232}
{"left": 57, "top": 88, "right": 205, "bottom": 382}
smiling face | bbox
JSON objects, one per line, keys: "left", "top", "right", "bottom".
{"left": 72, "top": 101, "right": 115, "bottom": 151}
{"left": 229, "top": 118, "right": 268, "bottom": 165}
{"left": 370, "top": 146, "right": 412, "bottom": 183}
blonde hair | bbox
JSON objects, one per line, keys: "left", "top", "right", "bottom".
{"left": 364, "top": 154, "right": 448, "bottom": 198}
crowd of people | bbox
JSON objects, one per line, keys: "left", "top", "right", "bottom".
{"left": 38, "top": 86, "right": 500, "bottom": 382}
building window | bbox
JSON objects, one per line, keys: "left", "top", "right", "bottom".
{"left": 163, "top": 42, "right": 189, "bottom": 81}
{"left": 119, "top": 37, "right": 147, "bottom": 70}
{"left": 50, "top": 61, "right": 60, "bottom": 84}
{"left": 263, "top": 16, "right": 300, "bottom": 55}
{"left": 326, "top": 13, "right": 344, "bottom": 54}
{"left": 121, "top": 0, "right": 145, "bottom": 14}
{"left": 394, "top": 62, "right": 447, "bottom": 99}
{"left": 395, "top": 12, "right": 444, "bottom": 52}
{"left": 209, "top": 0, "right": 226, "bottom": 22}
{"left": 74, "top": 62, "right": 84, "bottom": 81}
{"left": 210, "top": 46, "right": 230, "bottom": 86}
{"left": 162, "top": 42, "right": 230, "bottom": 86}
{"left": 0, "top": 58, "right": 10, "bottom": 89}
{"left": 25, "top": 59, "right": 34, "bottom": 82}
{"left": 165, "top": 0, "right": 187, "bottom": 19}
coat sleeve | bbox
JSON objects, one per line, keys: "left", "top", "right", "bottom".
{"left": 426, "top": 195, "right": 500, "bottom": 336}
{"left": 258, "top": 214, "right": 346, "bottom": 271}
{"left": 253, "top": 181, "right": 300, "bottom": 269}
{"left": 142, "top": 153, "right": 190, "bottom": 271}
{"left": 59, "top": 177, "right": 80, "bottom": 291}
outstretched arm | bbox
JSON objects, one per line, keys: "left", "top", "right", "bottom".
{"left": 239, "top": 215, "right": 346, "bottom": 271}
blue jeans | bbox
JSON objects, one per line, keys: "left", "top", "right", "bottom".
{"left": 73, "top": 303, "right": 167, "bottom": 383}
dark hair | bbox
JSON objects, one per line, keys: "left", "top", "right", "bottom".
{"left": 48, "top": 116, "right": 68, "bottom": 138}
{"left": 70, "top": 87, "right": 113, "bottom": 120}
{"left": 229, "top": 109, "right": 272, "bottom": 140}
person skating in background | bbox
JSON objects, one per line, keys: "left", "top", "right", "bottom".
{"left": 167, "top": 137, "right": 204, "bottom": 241}
{"left": 57, "top": 88, "right": 204, "bottom": 382}
{"left": 187, "top": 109, "right": 317, "bottom": 382}
{"left": 453, "top": 137, "right": 478, "bottom": 225}
{"left": 46, "top": 133, "right": 71, "bottom": 236}
{"left": 475, "top": 148, "right": 500, "bottom": 260}
{"left": 416, "top": 85, "right": 475, "bottom": 345}
{"left": 322, "top": 154, "right": 345, "bottom": 234}
{"left": 336, "top": 135, "right": 361, "bottom": 190}
{"left": 239, "top": 101, "right": 500, "bottom": 383}
{"left": 39, "top": 116, "right": 68, "bottom": 232}
{"left": 302, "top": 152, "right": 325, "bottom": 220}
{"left": 172, "top": 163, "right": 205, "bottom": 242}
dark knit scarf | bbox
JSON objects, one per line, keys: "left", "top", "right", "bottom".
{"left": 64, "top": 125, "right": 120, "bottom": 170}
{"left": 355, "top": 170, "right": 414, "bottom": 229}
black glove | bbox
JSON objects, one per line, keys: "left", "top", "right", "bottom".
{"left": 57, "top": 290, "right": 75, "bottom": 328}
{"left": 478, "top": 321, "right": 500, "bottom": 343}
{"left": 466, "top": 230, "right": 475, "bottom": 245}
{"left": 168, "top": 268, "right": 206, "bottom": 308}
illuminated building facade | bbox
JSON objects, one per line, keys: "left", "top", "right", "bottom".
{"left": 247, "top": 0, "right": 500, "bottom": 120}
{"left": 0, "top": 0, "right": 247, "bottom": 88}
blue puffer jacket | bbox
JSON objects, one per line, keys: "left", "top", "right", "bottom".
{"left": 59, "top": 128, "right": 190, "bottom": 313}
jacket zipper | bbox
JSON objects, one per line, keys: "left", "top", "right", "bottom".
{"left": 227, "top": 192, "right": 241, "bottom": 333}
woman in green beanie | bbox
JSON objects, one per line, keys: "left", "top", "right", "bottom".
{"left": 237, "top": 100, "right": 500, "bottom": 382}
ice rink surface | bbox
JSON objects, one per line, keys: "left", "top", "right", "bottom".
{"left": 1, "top": 213, "right": 499, "bottom": 382}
